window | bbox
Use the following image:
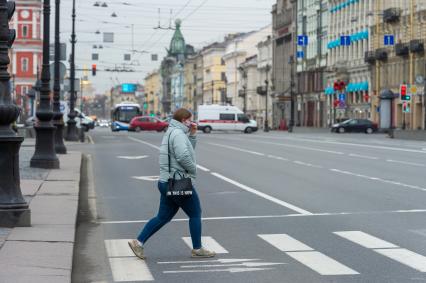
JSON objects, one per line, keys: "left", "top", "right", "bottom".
{"left": 21, "top": 58, "right": 29, "bottom": 72}
{"left": 22, "top": 86, "right": 29, "bottom": 95}
{"left": 219, "top": 113, "right": 235, "bottom": 121}
{"left": 22, "top": 25, "right": 28, "bottom": 38}
{"left": 237, "top": 114, "right": 249, "bottom": 123}
{"left": 221, "top": 58, "right": 225, "bottom": 65}
{"left": 138, "top": 117, "right": 149, "bottom": 122}
{"left": 221, "top": 72, "right": 226, "bottom": 81}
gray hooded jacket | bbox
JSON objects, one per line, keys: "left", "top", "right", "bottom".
{"left": 159, "top": 119, "right": 197, "bottom": 182}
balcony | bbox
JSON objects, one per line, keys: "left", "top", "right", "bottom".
{"left": 375, "top": 48, "right": 388, "bottom": 61}
{"left": 383, "top": 8, "right": 401, "bottom": 23}
{"left": 238, "top": 89, "right": 246, "bottom": 97}
{"left": 409, "top": 39, "right": 424, "bottom": 53}
{"left": 257, "top": 86, "right": 267, "bottom": 96}
{"left": 395, "top": 43, "right": 409, "bottom": 56}
{"left": 364, "top": 51, "right": 376, "bottom": 64}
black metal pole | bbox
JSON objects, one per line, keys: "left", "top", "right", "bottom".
{"left": 53, "top": 0, "right": 66, "bottom": 154}
{"left": 0, "top": 0, "right": 30, "bottom": 227}
{"left": 30, "top": 0, "right": 60, "bottom": 169}
{"left": 65, "top": 0, "right": 78, "bottom": 141}
{"left": 289, "top": 56, "right": 295, "bottom": 133}
{"left": 264, "top": 66, "right": 270, "bottom": 132}
{"left": 243, "top": 86, "right": 247, "bottom": 113}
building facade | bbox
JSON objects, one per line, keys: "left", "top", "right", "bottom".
{"left": 10, "top": 0, "right": 42, "bottom": 118}
{"left": 201, "top": 42, "right": 227, "bottom": 105}
{"left": 296, "top": 0, "right": 328, "bottom": 127}
{"left": 223, "top": 26, "right": 271, "bottom": 110}
{"left": 326, "top": 0, "right": 372, "bottom": 125}
{"left": 144, "top": 70, "right": 162, "bottom": 116}
{"left": 370, "top": 0, "right": 426, "bottom": 130}
{"left": 272, "top": 0, "right": 296, "bottom": 129}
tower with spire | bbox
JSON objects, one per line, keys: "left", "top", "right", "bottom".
{"left": 160, "top": 19, "right": 194, "bottom": 114}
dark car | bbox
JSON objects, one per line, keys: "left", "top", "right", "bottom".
{"left": 129, "top": 116, "right": 169, "bottom": 132}
{"left": 331, "top": 119, "right": 378, "bottom": 134}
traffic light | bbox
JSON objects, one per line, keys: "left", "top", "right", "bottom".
{"left": 400, "top": 84, "right": 410, "bottom": 101}
{"left": 6, "top": 1, "right": 16, "bottom": 47}
{"left": 92, "top": 64, "right": 97, "bottom": 76}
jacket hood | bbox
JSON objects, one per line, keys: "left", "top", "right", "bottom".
{"left": 169, "top": 119, "right": 189, "bottom": 134}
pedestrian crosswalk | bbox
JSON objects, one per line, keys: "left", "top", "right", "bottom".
{"left": 104, "top": 231, "right": 426, "bottom": 282}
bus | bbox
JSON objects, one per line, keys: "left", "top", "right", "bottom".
{"left": 111, "top": 103, "right": 141, "bottom": 131}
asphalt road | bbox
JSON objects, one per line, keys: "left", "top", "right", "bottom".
{"left": 72, "top": 128, "right": 426, "bottom": 283}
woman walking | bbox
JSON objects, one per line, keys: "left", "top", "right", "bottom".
{"left": 129, "top": 108, "right": 216, "bottom": 259}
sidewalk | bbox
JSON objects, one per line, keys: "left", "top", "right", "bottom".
{"left": 0, "top": 139, "right": 83, "bottom": 283}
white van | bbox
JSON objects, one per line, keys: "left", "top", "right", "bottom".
{"left": 197, "top": 105, "right": 258, "bottom": 134}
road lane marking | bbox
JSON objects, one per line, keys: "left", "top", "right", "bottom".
{"left": 129, "top": 136, "right": 160, "bottom": 150}
{"left": 180, "top": 262, "right": 285, "bottom": 268}
{"left": 258, "top": 234, "right": 313, "bottom": 252}
{"left": 247, "top": 135, "right": 426, "bottom": 154}
{"left": 197, "top": 165, "right": 211, "bottom": 172}
{"left": 158, "top": 259, "right": 260, "bottom": 264}
{"left": 334, "top": 231, "right": 426, "bottom": 272}
{"left": 330, "top": 169, "right": 426, "bottom": 192}
{"left": 211, "top": 172, "right": 313, "bottom": 215}
{"left": 348, "top": 153, "right": 379, "bottom": 160}
{"left": 98, "top": 209, "right": 426, "bottom": 224}
{"left": 117, "top": 155, "right": 149, "bottom": 160}
{"left": 109, "top": 257, "right": 154, "bottom": 281}
{"left": 386, "top": 159, "right": 425, "bottom": 167}
{"left": 132, "top": 176, "right": 159, "bottom": 181}
{"left": 87, "top": 135, "right": 95, "bottom": 144}
{"left": 293, "top": 160, "right": 323, "bottom": 168}
{"left": 207, "top": 142, "right": 265, "bottom": 156}
{"left": 105, "top": 239, "right": 134, "bottom": 257}
{"left": 267, "top": 155, "right": 290, "bottom": 161}
{"left": 243, "top": 139, "right": 345, "bottom": 155}
{"left": 333, "top": 231, "right": 398, "bottom": 249}
{"left": 105, "top": 239, "right": 154, "bottom": 281}
{"left": 259, "top": 234, "right": 359, "bottom": 275}
{"left": 182, "top": 236, "right": 229, "bottom": 253}
{"left": 163, "top": 267, "right": 275, "bottom": 274}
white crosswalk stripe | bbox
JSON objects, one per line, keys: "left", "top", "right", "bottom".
{"left": 182, "top": 236, "right": 229, "bottom": 254}
{"left": 103, "top": 231, "right": 426, "bottom": 281}
{"left": 105, "top": 239, "right": 154, "bottom": 281}
{"left": 258, "top": 234, "right": 359, "bottom": 275}
{"left": 334, "top": 231, "right": 426, "bottom": 272}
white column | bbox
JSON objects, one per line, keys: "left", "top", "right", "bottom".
{"left": 32, "top": 9, "right": 37, "bottom": 39}
{"left": 33, "top": 53, "right": 37, "bottom": 75}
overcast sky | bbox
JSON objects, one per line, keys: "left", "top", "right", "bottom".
{"left": 53, "top": 0, "right": 275, "bottom": 94}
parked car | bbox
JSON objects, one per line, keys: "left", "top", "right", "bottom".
{"left": 98, "top": 119, "right": 109, "bottom": 127}
{"left": 129, "top": 116, "right": 169, "bottom": 132}
{"left": 331, "top": 119, "right": 378, "bottom": 134}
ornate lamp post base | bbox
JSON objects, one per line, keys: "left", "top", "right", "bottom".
{"left": 0, "top": 136, "right": 31, "bottom": 227}
{"left": 65, "top": 119, "right": 79, "bottom": 141}
{"left": 31, "top": 123, "right": 60, "bottom": 169}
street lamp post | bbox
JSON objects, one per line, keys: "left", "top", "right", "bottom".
{"left": 0, "top": 0, "right": 30, "bottom": 227}
{"left": 30, "top": 0, "right": 60, "bottom": 169}
{"left": 264, "top": 64, "right": 271, "bottom": 132}
{"left": 53, "top": 0, "right": 66, "bottom": 154}
{"left": 65, "top": 0, "right": 78, "bottom": 141}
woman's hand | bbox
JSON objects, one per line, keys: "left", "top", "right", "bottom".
{"left": 190, "top": 123, "right": 197, "bottom": 136}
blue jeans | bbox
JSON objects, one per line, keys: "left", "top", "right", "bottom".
{"left": 137, "top": 181, "right": 202, "bottom": 249}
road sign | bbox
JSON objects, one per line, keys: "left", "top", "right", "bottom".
{"left": 340, "top": 36, "right": 351, "bottom": 46}
{"left": 297, "top": 35, "right": 308, "bottom": 46}
{"left": 400, "top": 84, "right": 410, "bottom": 101}
{"left": 338, "top": 93, "right": 346, "bottom": 101}
{"left": 296, "top": 51, "right": 304, "bottom": 58}
{"left": 403, "top": 102, "right": 410, "bottom": 113}
{"left": 384, "top": 35, "right": 395, "bottom": 46}
{"left": 415, "top": 75, "right": 424, "bottom": 85}
{"left": 410, "top": 85, "right": 417, "bottom": 95}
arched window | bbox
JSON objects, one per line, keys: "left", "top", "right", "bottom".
{"left": 21, "top": 58, "right": 29, "bottom": 72}
{"left": 22, "top": 25, "right": 28, "bottom": 38}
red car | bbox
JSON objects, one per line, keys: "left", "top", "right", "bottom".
{"left": 130, "top": 116, "right": 168, "bottom": 132}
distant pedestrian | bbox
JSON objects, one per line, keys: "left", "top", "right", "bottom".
{"left": 129, "top": 108, "right": 216, "bottom": 259}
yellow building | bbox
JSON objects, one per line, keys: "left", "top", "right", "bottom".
{"left": 184, "top": 57, "right": 196, "bottom": 111}
{"left": 144, "top": 70, "right": 162, "bottom": 116}
{"left": 201, "top": 42, "right": 227, "bottom": 104}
